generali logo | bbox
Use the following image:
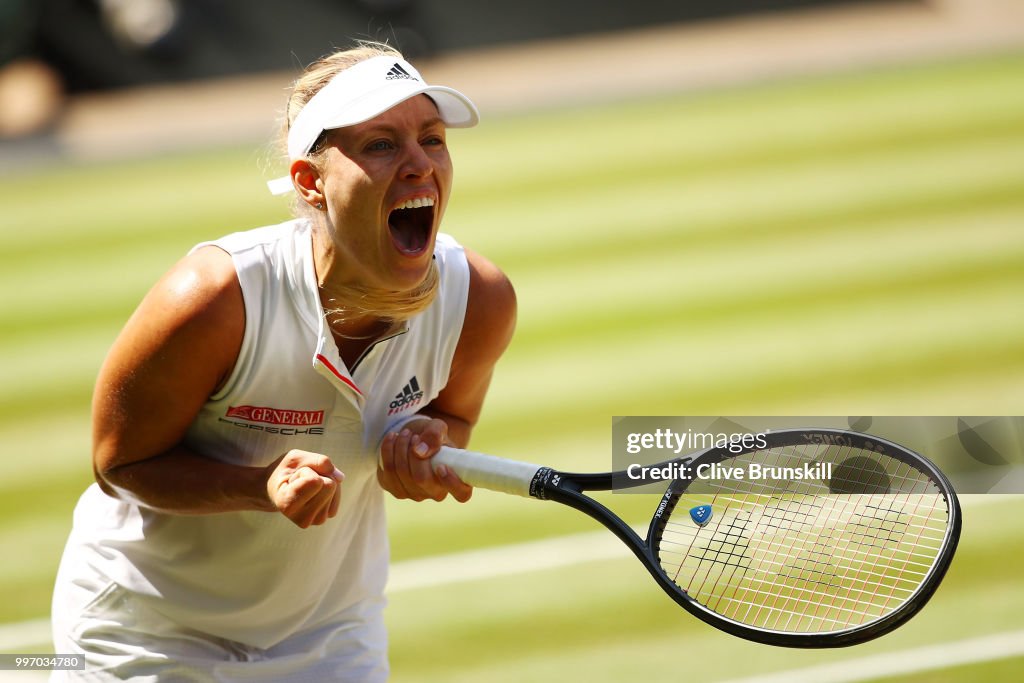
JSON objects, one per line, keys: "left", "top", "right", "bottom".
{"left": 225, "top": 405, "right": 325, "bottom": 426}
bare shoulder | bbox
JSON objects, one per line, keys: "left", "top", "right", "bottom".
{"left": 151, "top": 245, "right": 242, "bottom": 323}
{"left": 140, "top": 244, "right": 244, "bottom": 381}
{"left": 101, "top": 245, "right": 244, "bottom": 405}
{"left": 93, "top": 245, "right": 245, "bottom": 473}
{"left": 461, "top": 248, "right": 517, "bottom": 359}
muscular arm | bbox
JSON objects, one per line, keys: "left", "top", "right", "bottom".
{"left": 378, "top": 248, "right": 517, "bottom": 501}
{"left": 422, "top": 248, "right": 517, "bottom": 446}
{"left": 93, "top": 246, "right": 341, "bottom": 527}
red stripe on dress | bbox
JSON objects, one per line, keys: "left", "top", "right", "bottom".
{"left": 315, "top": 354, "right": 363, "bottom": 396}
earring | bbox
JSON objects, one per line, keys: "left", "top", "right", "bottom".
{"left": 316, "top": 202, "right": 324, "bottom": 210}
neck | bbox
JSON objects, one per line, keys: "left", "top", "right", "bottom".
{"left": 324, "top": 308, "right": 402, "bottom": 371}
{"left": 325, "top": 309, "right": 394, "bottom": 340}
{"left": 310, "top": 221, "right": 435, "bottom": 341}
{"left": 312, "top": 223, "right": 354, "bottom": 290}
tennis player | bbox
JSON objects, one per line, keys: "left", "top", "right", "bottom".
{"left": 50, "top": 43, "right": 515, "bottom": 681}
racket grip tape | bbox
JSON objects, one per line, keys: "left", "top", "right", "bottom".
{"left": 434, "top": 447, "right": 542, "bottom": 498}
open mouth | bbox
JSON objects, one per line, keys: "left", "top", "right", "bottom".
{"left": 388, "top": 197, "right": 435, "bottom": 256}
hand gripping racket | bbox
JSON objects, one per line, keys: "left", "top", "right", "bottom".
{"left": 433, "top": 428, "right": 960, "bottom": 647}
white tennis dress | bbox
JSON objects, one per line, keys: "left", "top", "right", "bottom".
{"left": 51, "top": 219, "right": 470, "bottom": 681}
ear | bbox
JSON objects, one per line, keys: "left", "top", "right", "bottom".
{"left": 290, "top": 159, "right": 325, "bottom": 210}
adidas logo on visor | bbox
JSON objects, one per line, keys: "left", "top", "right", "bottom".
{"left": 385, "top": 63, "right": 417, "bottom": 81}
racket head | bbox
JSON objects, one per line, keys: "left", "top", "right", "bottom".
{"left": 644, "top": 428, "right": 961, "bottom": 647}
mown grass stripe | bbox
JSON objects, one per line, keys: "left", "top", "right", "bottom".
{"left": 0, "top": 147, "right": 283, "bottom": 249}
{"left": 454, "top": 367, "right": 1024, "bottom": 449}
{"left": 494, "top": 179, "right": 1024, "bottom": 275}
{"left": 513, "top": 245, "right": 1024, "bottom": 354}
{"left": 510, "top": 206, "right": 1023, "bottom": 329}
{"left": 3, "top": 178, "right": 1021, "bottom": 344}
{"left": 481, "top": 320, "right": 1024, "bottom": 443}
{"left": 3, "top": 213, "right": 1018, "bottom": 420}
{"left": 4, "top": 54, "right": 1022, "bottom": 260}
{"left": 2, "top": 209, "right": 1019, "bottom": 421}
{"left": 451, "top": 51, "right": 1024, "bottom": 197}
{"left": 453, "top": 112, "right": 1024, "bottom": 213}
{"left": 450, "top": 134, "right": 1024, "bottom": 258}
{"left": 6, "top": 162, "right": 1021, "bottom": 317}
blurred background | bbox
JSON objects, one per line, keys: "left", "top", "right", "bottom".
{"left": 2, "top": 0, "right": 1023, "bottom": 681}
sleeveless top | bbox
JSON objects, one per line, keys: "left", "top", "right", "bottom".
{"left": 59, "top": 219, "right": 469, "bottom": 648}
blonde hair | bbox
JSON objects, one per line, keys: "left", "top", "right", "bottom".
{"left": 280, "top": 42, "right": 440, "bottom": 327}
{"left": 280, "top": 41, "right": 402, "bottom": 169}
{"left": 320, "top": 264, "right": 440, "bottom": 331}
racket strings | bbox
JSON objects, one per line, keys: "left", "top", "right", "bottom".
{"left": 731, "top": 456, "right": 941, "bottom": 632}
{"left": 684, "top": 513, "right": 754, "bottom": 571}
{"left": 654, "top": 441, "right": 951, "bottom": 634}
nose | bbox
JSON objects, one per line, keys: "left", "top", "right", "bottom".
{"left": 400, "top": 142, "right": 434, "bottom": 180}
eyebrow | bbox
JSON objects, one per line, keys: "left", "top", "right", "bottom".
{"left": 356, "top": 115, "right": 445, "bottom": 137}
{"left": 325, "top": 115, "right": 445, "bottom": 153}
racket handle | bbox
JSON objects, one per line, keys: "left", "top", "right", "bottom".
{"left": 434, "top": 446, "right": 542, "bottom": 498}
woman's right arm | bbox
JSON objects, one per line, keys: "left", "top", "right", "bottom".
{"left": 92, "top": 246, "right": 342, "bottom": 528}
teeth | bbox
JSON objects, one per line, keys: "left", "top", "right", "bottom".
{"left": 395, "top": 197, "right": 435, "bottom": 210}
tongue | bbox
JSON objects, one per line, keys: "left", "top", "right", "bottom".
{"left": 389, "top": 207, "right": 431, "bottom": 253}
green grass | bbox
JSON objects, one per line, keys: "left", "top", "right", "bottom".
{"left": 2, "top": 48, "right": 1023, "bottom": 680}
{"left": 385, "top": 497, "right": 1024, "bottom": 683}
{"left": 867, "top": 657, "right": 1024, "bottom": 683}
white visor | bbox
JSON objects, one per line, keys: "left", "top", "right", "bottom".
{"left": 267, "top": 55, "right": 478, "bottom": 194}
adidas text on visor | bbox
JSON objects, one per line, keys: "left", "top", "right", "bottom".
{"left": 267, "top": 56, "right": 479, "bottom": 194}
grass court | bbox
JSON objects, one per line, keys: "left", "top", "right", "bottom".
{"left": 1, "top": 47, "right": 1022, "bottom": 681}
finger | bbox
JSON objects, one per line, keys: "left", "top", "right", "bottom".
{"left": 297, "top": 473, "right": 340, "bottom": 527}
{"left": 394, "top": 429, "right": 428, "bottom": 501}
{"left": 411, "top": 433, "right": 431, "bottom": 459}
{"left": 286, "top": 466, "right": 323, "bottom": 496}
{"left": 309, "top": 486, "right": 333, "bottom": 527}
{"left": 326, "top": 465, "right": 343, "bottom": 518}
{"left": 314, "top": 473, "right": 342, "bottom": 523}
{"left": 379, "top": 432, "right": 396, "bottom": 474}
{"left": 281, "top": 472, "right": 326, "bottom": 524}
{"left": 379, "top": 432, "right": 411, "bottom": 499}
{"left": 411, "top": 420, "right": 448, "bottom": 458}
{"left": 287, "top": 451, "right": 339, "bottom": 479}
{"left": 435, "top": 462, "right": 473, "bottom": 503}
{"left": 274, "top": 450, "right": 334, "bottom": 491}
{"left": 281, "top": 449, "right": 326, "bottom": 471}
{"left": 407, "top": 436, "right": 446, "bottom": 501}
{"left": 310, "top": 457, "right": 342, "bottom": 480}
{"left": 327, "top": 477, "right": 342, "bottom": 518}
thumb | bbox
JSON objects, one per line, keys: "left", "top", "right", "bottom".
{"left": 302, "top": 452, "right": 344, "bottom": 481}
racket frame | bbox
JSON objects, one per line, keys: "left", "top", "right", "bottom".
{"left": 439, "top": 428, "right": 962, "bottom": 648}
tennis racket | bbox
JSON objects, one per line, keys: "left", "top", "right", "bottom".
{"left": 433, "top": 428, "right": 960, "bottom": 648}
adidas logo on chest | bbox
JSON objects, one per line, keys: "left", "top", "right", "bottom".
{"left": 388, "top": 376, "right": 424, "bottom": 415}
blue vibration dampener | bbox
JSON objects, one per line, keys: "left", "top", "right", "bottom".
{"left": 689, "top": 504, "right": 713, "bottom": 527}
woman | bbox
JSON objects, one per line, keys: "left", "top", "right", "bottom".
{"left": 51, "top": 43, "right": 515, "bottom": 681}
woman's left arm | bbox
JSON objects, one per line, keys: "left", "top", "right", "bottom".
{"left": 377, "top": 247, "right": 516, "bottom": 502}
